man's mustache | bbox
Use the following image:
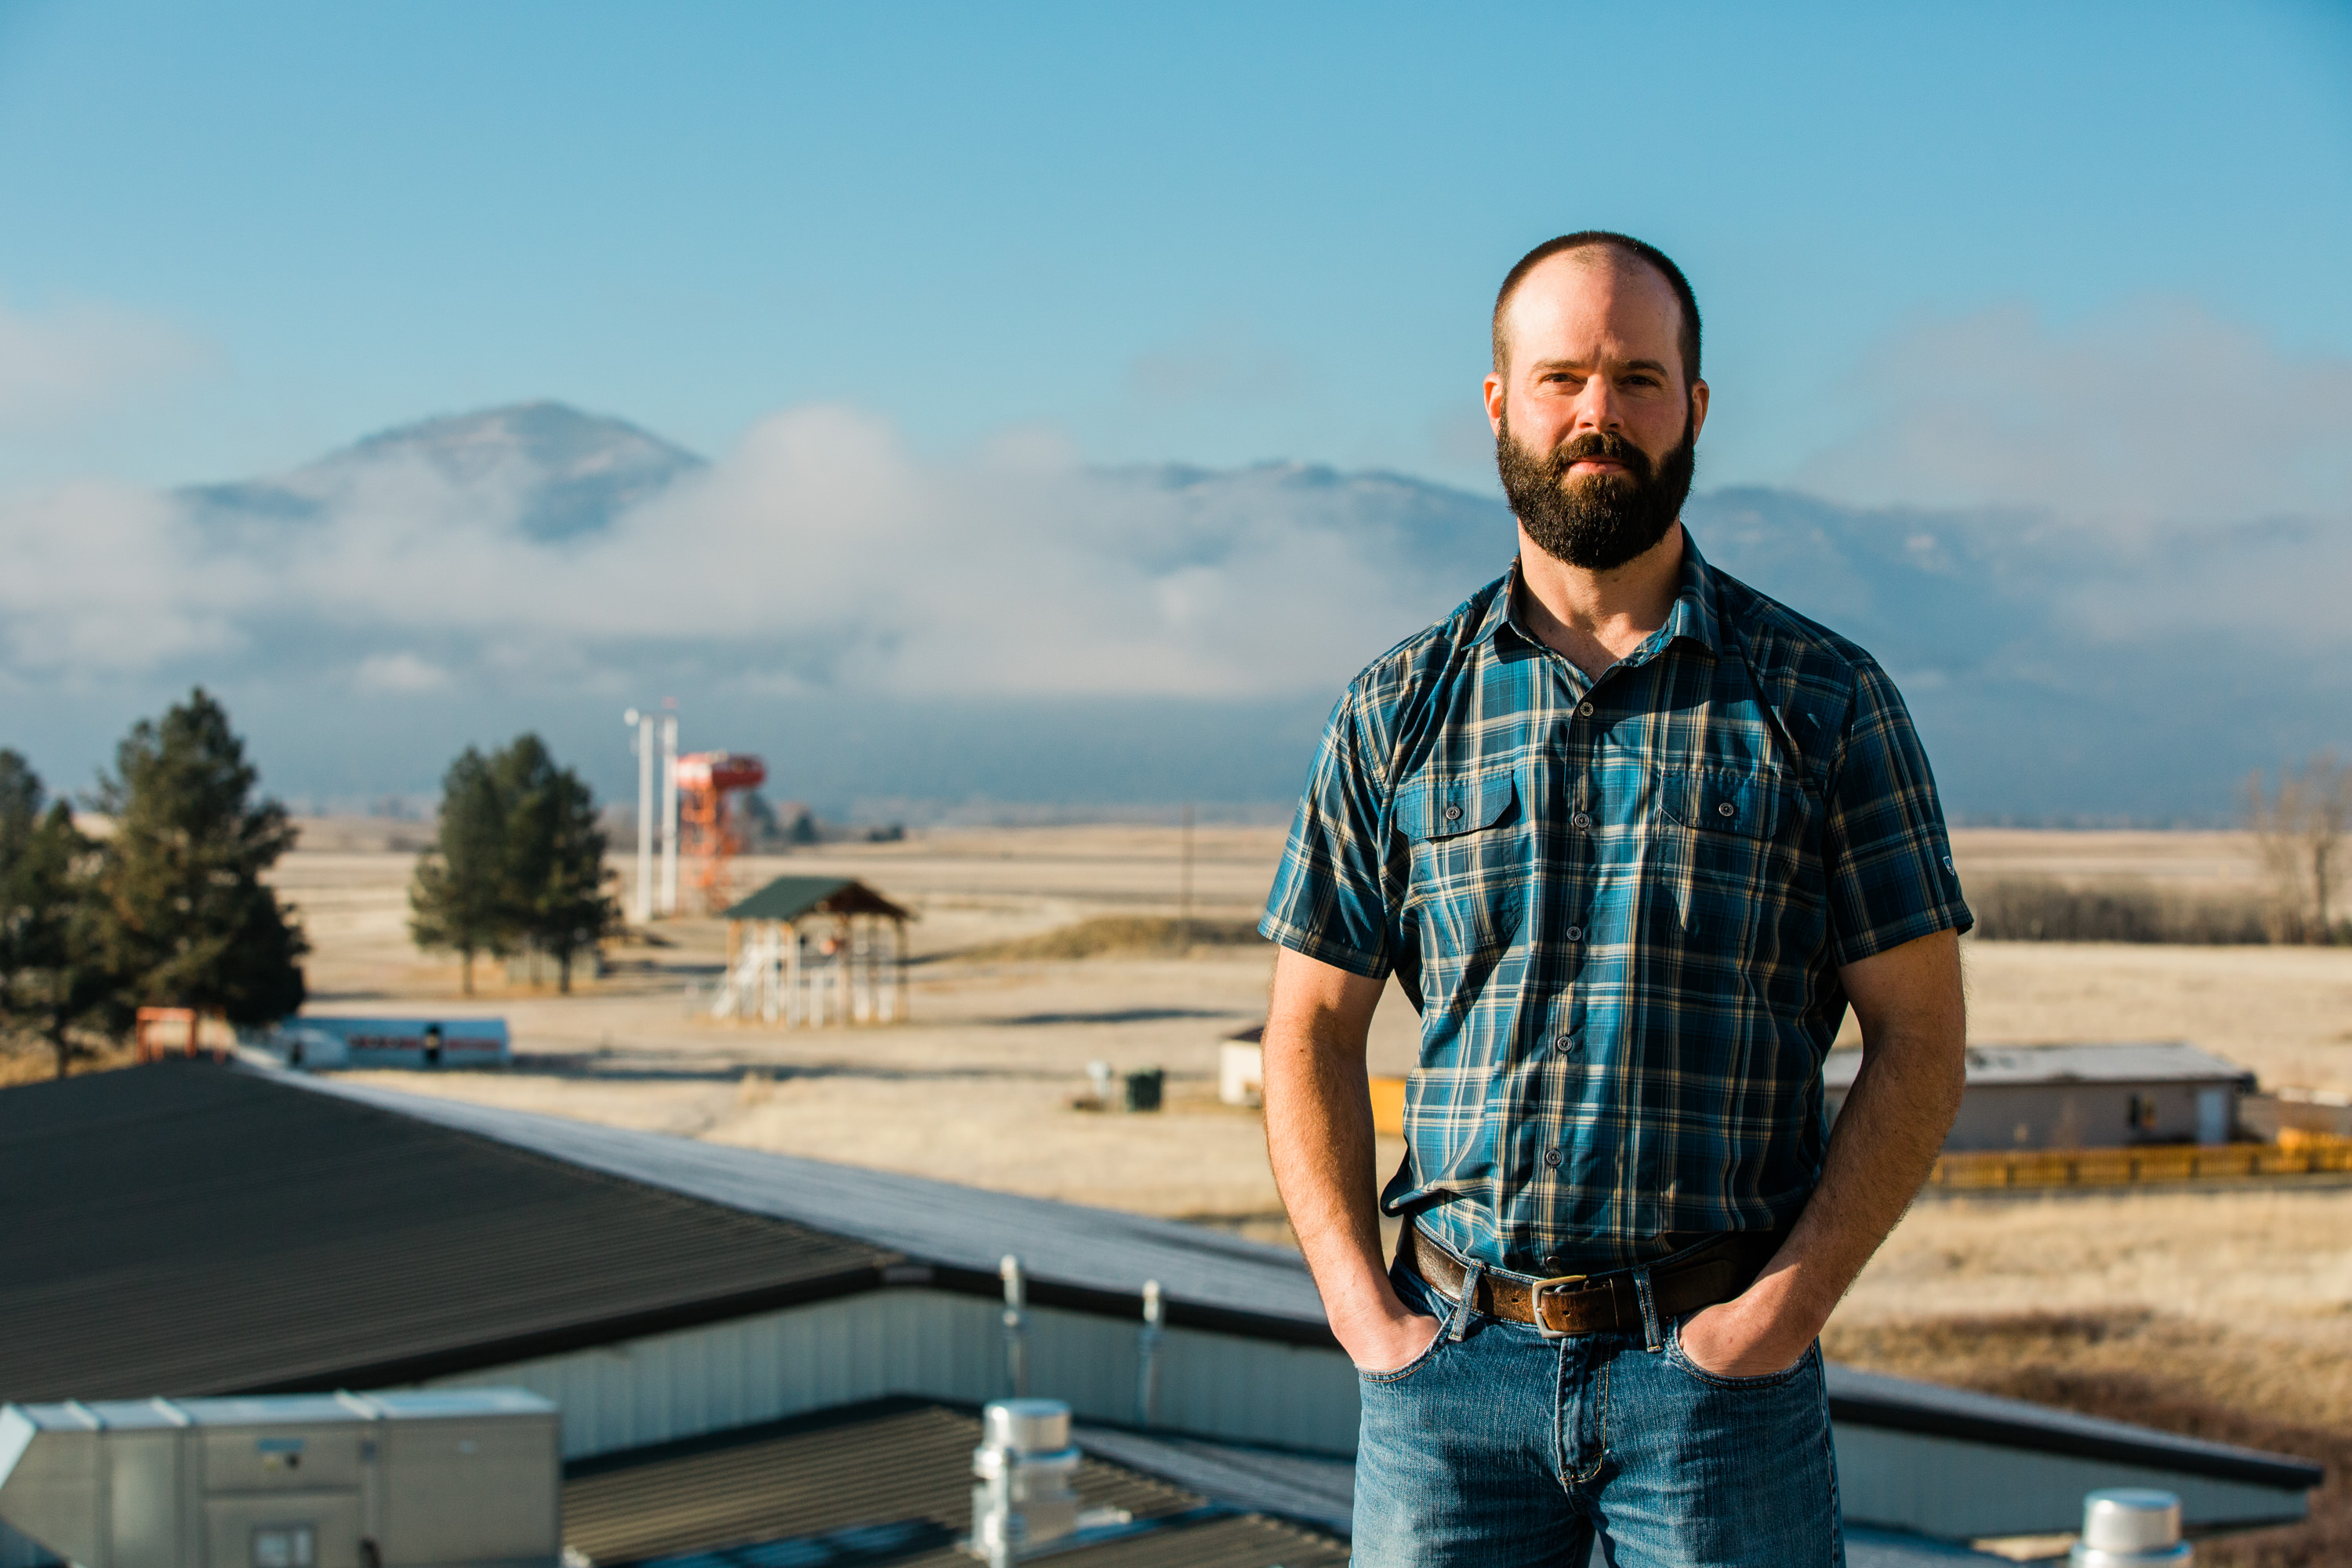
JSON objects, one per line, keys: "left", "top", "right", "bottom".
{"left": 1542, "top": 431, "right": 1654, "bottom": 483}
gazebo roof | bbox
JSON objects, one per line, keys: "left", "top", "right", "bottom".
{"left": 723, "top": 876, "right": 913, "bottom": 924}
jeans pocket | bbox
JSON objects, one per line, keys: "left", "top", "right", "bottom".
{"left": 1358, "top": 1269, "right": 1453, "bottom": 1385}
{"left": 1664, "top": 1316, "right": 1817, "bottom": 1391}
{"left": 1357, "top": 1326, "right": 1450, "bottom": 1385}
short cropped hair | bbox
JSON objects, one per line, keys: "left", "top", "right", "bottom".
{"left": 1490, "top": 232, "right": 1702, "bottom": 390}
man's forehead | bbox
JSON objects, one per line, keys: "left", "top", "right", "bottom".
{"left": 1502, "top": 249, "right": 1682, "bottom": 359}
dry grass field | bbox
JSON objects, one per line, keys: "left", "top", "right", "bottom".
{"left": 1832, "top": 1185, "right": 2352, "bottom": 1565}
{"left": 12, "top": 820, "right": 2347, "bottom": 1559}
{"left": 259, "top": 821, "right": 1424, "bottom": 1236}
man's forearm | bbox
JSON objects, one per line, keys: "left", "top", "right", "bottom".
{"left": 1262, "top": 1014, "right": 1401, "bottom": 1344}
{"left": 1683, "top": 929, "right": 1965, "bottom": 1374}
{"left": 1737, "top": 1018, "right": 1964, "bottom": 1343}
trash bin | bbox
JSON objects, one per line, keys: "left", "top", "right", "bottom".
{"left": 1123, "top": 1069, "right": 1164, "bottom": 1113}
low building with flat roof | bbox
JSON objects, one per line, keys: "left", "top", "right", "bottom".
{"left": 1828, "top": 1041, "right": 2255, "bottom": 1152}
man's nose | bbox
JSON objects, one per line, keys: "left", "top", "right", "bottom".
{"left": 1570, "top": 376, "right": 1623, "bottom": 434}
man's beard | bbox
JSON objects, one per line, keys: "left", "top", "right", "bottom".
{"left": 1496, "top": 406, "right": 1697, "bottom": 572}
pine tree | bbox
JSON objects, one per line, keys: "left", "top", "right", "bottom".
{"left": 0, "top": 759, "right": 111, "bottom": 1077}
{"left": 409, "top": 736, "right": 619, "bottom": 995}
{"left": 1, "top": 754, "right": 95, "bottom": 1074}
{"left": 89, "top": 691, "right": 309, "bottom": 1027}
{"left": 491, "top": 735, "right": 619, "bottom": 994}
{"left": 409, "top": 748, "right": 513, "bottom": 995}
{"left": 0, "top": 750, "right": 37, "bottom": 835}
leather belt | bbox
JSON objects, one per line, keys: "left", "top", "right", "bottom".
{"left": 1397, "top": 1223, "right": 1778, "bottom": 1339}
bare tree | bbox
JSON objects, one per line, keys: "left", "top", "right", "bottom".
{"left": 2244, "top": 752, "right": 2349, "bottom": 943}
{"left": 2308, "top": 753, "right": 2349, "bottom": 939}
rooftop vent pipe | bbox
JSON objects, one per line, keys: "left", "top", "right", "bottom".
{"left": 967, "top": 1400, "right": 1080, "bottom": 1567}
{"left": 1134, "top": 1281, "right": 1165, "bottom": 1428}
{"left": 2071, "top": 1489, "right": 2190, "bottom": 1566}
{"left": 999, "top": 1255, "right": 1029, "bottom": 1398}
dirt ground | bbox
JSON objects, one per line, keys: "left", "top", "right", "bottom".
{"left": 269, "top": 822, "right": 1421, "bottom": 1235}
{"left": 63, "top": 820, "right": 2341, "bottom": 1562}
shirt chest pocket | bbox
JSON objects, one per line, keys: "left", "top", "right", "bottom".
{"left": 1396, "top": 770, "right": 1528, "bottom": 954}
{"left": 1655, "top": 768, "right": 1803, "bottom": 937}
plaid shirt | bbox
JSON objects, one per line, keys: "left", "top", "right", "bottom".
{"left": 1261, "top": 536, "right": 1971, "bottom": 1275}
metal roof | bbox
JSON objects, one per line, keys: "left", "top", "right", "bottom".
{"left": 295, "top": 1077, "right": 2325, "bottom": 1496}
{"left": 296, "top": 1075, "right": 1334, "bottom": 1343}
{"left": 561, "top": 1398, "right": 1349, "bottom": 1568}
{"left": 558, "top": 1396, "right": 2017, "bottom": 1567}
{"left": 0, "top": 1064, "right": 896, "bottom": 1402}
{"left": 1824, "top": 1041, "right": 2252, "bottom": 1091}
{"left": 1, "top": 1065, "right": 2319, "bottom": 1504}
{"left": 721, "top": 877, "right": 913, "bottom": 924}
{"left": 2, "top": 1389, "right": 554, "bottom": 1432}
{"left": 1064, "top": 1425, "right": 1354, "bottom": 1537}
{"left": 1840, "top": 1530, "right": 2022, "bottom": 1566}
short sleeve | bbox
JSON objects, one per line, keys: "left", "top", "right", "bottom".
{"left": 1260, "top": 690, "right": 1395, "bottom": 978}
{"left": 1822, "top": 659, "right": 1974, "bottom": 966}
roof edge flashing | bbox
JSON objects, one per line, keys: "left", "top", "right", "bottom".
{"left": 1827, "top": 1389, "right": 2324, "bottom": 1492}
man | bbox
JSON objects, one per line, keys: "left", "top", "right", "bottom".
{"left": 1258, "top": 233, "right": 1971, "bottom": 1566}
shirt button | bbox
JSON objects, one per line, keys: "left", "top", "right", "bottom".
{"left": 1565, "top": 925, "right": 1584, "bottom": 942}
{"left": 1544, "top": 1149, "right": 1563, "bottom": 1169}
{"left": 1716, "top": 801, "right": 1736, "bottom": 818}
{"left": 1555, "top": 1035, "right": 1575, "bottom": 1053}
{"left": 1577, "top": 701, "right": 1595, "bottom": 717}
{"left": 1571, "top": 811, "right": 1592, "bottom": 829}
{"left": 1444, "top": 804, "right": 1462, "bottom": 822}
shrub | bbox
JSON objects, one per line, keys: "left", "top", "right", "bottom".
{"left": 1967, "top": 875, "right": 2276, "bottom": 945}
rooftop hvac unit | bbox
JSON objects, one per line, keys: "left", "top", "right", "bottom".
{"left": 0, "top": 1391, "right": 560, "bottom": 1568}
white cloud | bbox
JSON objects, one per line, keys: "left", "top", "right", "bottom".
{"left": 0, "top": 481, "right": 248, "bottom": 673}
{"left": 1795, "top": 298, "right": 2352, "bottom": 528}
{"left": 0, "top": 293, "right": 206, "bottom": 434}
{"left": 353, "top": 652, "right": 452, "bottom": 692}
{"left": 0, "top": 405, "right": 1501, "bottom": 699}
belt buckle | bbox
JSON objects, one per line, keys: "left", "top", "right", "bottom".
{"left": 1529, "top": 1273, "right": 1588, "bottom": 1340}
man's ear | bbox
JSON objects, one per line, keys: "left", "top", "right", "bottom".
{"left": 1483, "top": 372, "right": 1506, "bottom": 434}
{"left": 1687, "top": 378, "right": 1710, "bottom": 442}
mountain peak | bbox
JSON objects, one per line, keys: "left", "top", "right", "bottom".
{"left": 185, "top": 401, "right": 706, "bottom": 543}
{"left": 347, "top": 401, "right": 700, "bottom": 477}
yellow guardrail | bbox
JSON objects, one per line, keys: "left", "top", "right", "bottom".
{"left": 1929, "top": 1134, "right": 2352, "bottom": 1190}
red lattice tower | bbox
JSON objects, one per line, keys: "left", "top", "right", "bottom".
{"left": 674, "top": 751, "right": 768, "bottom": 913}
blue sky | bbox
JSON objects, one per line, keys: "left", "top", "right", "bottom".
{"left": 1, "top": 2, "right": 2348, "bottom": 818}
{"left": 2, "top": 0, "right": 2348, "bottom": 495}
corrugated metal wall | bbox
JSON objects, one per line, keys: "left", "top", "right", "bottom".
{"left": 419, "top": 1289, "right": 1363, "bottom": 1460}
{"left": 8, "top": 1288, "right": 2306, "bottom": 1557}
{"left": 1834, "top": 1425, "right": 2300, "bottom": 1538}
{"left": 418, "top": 1290, "right": 2312, "bottom": 1543}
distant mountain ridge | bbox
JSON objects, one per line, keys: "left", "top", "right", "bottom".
{"left": 107, "top": 400, "right": 2348, "bottom": 822}
{"left": 181, "top": 401, "right": 704, "bottom": 542}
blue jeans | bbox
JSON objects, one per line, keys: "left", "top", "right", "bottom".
{"left": 1352, "top": 1259, "right": 1843, "bottom": 1566}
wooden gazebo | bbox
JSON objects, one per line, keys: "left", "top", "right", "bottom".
{"left": 713, "top": 876, "right": 914, "bottom": 1027}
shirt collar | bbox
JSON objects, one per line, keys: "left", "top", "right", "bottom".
{"left": 1484, "top": 527, "right": 1726, "bottom": 659}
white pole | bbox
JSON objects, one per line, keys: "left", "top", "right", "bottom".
{"left": 626, "top": 710, "right": 654, "bottom": 924}
{"left": 786, "top": 923, "right": 802, "bottom": 1029}
{"left": 659, "top": 710, "right": 680, "bottom": 916}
